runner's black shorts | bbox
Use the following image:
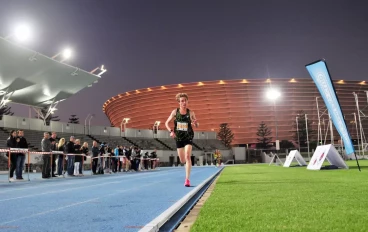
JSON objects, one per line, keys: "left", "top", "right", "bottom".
{"left": 176, "top": 139, "right": 193, "bottom": 149}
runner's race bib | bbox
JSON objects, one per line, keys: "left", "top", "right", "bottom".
{"left": 177, "top": 122, "right": 188, "bottom": 131}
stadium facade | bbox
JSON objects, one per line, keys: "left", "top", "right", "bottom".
{"left": 103, "top": 78, "right": 368, "bottom": 145}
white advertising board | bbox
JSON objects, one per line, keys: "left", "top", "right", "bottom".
{"left": 283, "top": 150, "right": 307, "bottom": 167}
{"left": 307, "top": 144, "right": 348, "bottom": 170}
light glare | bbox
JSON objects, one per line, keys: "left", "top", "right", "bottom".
{"left": 63, "top": 48, "right": 72, "bottom": 59}
{"left": 14, "top": 24, "right": 31, "bottom": 42}
{"left": 266, "top": 89, "right": 281, "bottom": 100}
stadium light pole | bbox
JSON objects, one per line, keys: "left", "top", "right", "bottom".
{"left": 153, "top": 121, "right": 160, "bottom": 138}
{"left": 120, "top": 118, "right": 130, "bottom": 136}
{"left": 305, "top": 114, "right": 310, "bottom": 160}
{"left": 296, "top": 116, "right": 300, "bottom": 152}
{"left": 353, "top": 92, "right": 365, "bottom": 158}
{"left": 88, "top": 114, "right": 95, "bottom": 135}
{"left": 52, "top": 48, "right": 73, "bottom": 63}
{"left": 266, "top": 88, "right": 281, "bottom": 150}
{"left": 5, "top": 23, "right": 32, "bottom": 43}
{"left": 84, "top": 114, "right": 92, "bottom": 134}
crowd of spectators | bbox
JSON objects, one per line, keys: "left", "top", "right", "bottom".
{"left": 6, "top": 130, "right": 160, "bottom": 179}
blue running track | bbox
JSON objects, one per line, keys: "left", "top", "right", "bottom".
{"left": 0, "top": 166, "right": 220, "bottom": 232}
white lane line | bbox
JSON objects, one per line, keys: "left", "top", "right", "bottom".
{"left": 0, "top": 169, "right": 182, "bottom": 194}
{"left": 0, "top": 180, "right": 169, "bottom": 226}
{"left": 0, "top": 170, "right": 182, "bottom": 202}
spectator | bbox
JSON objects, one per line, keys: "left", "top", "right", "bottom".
{"left": 91, "top": 141, "right": 99, "bottom": 174}
{"left": 16, "top": 130, "right": 28, "bottom": 180}
{"left": 74, "top": 139, "right": 82, "bottom": 176}
{"left": 118, "top": 145, "right": 124, "bottom": 172}
{"left": 41, "top": 132, "right": 51, "bottom": 179}
{"left": 6, "top": 130, "right": 18, "bottom": 181}
{"left": 97, "top": 143, "right": 106, "bottom": 174}
{"left": 105, "top": 145, "right": 112, "bottom": 173}
{"left": 143, "top": 151, "right": 149, "bottom": 170}
{"left": 124, "top": 146, "right": 132, "bottom": 172}
{"left": 49, "top": 132, "right": 58, "bottom": 177}
{"left": 113, "top": 145, "right": 119, "bottom": 173}
{"left": 150, "top": 149, "right": 158, "bottom": 169}
{"left": 65, "top": 136, "right": 76, "bottom": 176}
{"left": 80, "top": 142, "right": 89, "bottom": 176}
{"left": 133, "top": 147, "right": 141, "bottom": 171}
{"left": 57, "top": 138, "right": 66, "bottom": 176}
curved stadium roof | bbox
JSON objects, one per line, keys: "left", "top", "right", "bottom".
{"left": 0, "top": 37, "right": 101, "bottom": 108}
{"left": 103, "top": 78, "right": 368, "bottom": 145}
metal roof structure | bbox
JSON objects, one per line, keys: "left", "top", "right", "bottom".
{"left": 0, "top": 37, "right": 102, "bottom": 110}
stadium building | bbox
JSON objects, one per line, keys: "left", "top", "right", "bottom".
{"left": 104, "top": 78, "right": 368, "bottom": 145}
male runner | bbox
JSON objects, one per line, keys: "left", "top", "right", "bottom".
{"left": 165, "top": 93, "right": 198, "bottom": 187}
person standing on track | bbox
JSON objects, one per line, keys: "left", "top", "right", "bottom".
{"left": 6, "top": 130, "right": 18, "bottom": 181}
{"left": 49, "top": 132, "right": 58, "bottom": 177}
{"left": 41, "top": 132, "right": 52, "bottom": 179}
{"left": 56, "top": 138, "right": 66, "bottom": 176}
{"left": 16, "top": 130, "right": 28, "bottom": 180}
{"left": 80, "top": 142, "right": 89, "bottom": 176}
{"left": 91, "top": 141, "right": 99, "bottom": 174}
{"left": 73, "top": 139, "right": 82, "bottom": 176}
{"left": 66, "top": 136, "right": 76, "bottom": 176}
{"left": 165, "top": 93, "right": 199, "bottom": 187}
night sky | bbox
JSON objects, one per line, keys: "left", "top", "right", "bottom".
{"left": 0, "top": 0, "right": 367, "bottom": 126}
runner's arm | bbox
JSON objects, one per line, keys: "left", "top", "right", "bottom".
{"left": 165, "top": 109, "right": 176, "bottom": 132}
{"left": 191, "top": 111, "right": 199, "bottom": 128}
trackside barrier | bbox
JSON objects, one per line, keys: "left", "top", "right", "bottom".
{"left": 90, "top": 154, "right": 113, "bottom": 175}
{"left": 0, "top": 149, "right": 161, "bottom": 183}
{"left": 93, "top": 156, "right": 160, "bottom": 173}
{"left": 1, "top": 148, "right": 86, "bottom": 182}
{"left": 63, "top": 153, "right": 88, "bottom": 177}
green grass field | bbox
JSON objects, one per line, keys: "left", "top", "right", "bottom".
{"left": 191, "top": 161, "right": 368, "bottom": 232}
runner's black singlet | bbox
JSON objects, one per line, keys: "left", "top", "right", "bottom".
{"left": 174, "top": 108, "right": 194, "bottom": 142}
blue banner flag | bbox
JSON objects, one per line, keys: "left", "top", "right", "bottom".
{"left": 306, "top": 60, "right": 355, "bottom": 155}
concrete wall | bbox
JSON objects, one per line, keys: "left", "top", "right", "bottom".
{"left": 156, "top": 130, "right": 170, "bottom": 139}
{"left": 232, "top": 147, "right": 245, "bottom": 162}
{"left": 110, "top": 127, "right": 120, "bottom": 137}
{"left": 30, "top": 118, "right": 43, "bottom": 131}
{"left": 194, "top": 131, "right": 216, "bottom": 140}
{"left": 0, "top": 115, "right": 219, "bottom": 140}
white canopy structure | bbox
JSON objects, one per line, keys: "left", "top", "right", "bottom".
{"left": 0, "top": 37, "right": 105, "bottom": 123}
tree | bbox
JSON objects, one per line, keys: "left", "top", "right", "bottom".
{"left": 217, "top": 123, "right": 234, "bottom": 148}
{"left": 68, "top": 114, "right": 80, "bottom": 124}
{"left": 35, "top": 107, "right": 60, "bottom": 126}
{"left": 0, "top": 105, "right": 14, "bottom": 118}
{"left": 293, "top": 110, "right": 315, "bottom": 147}
{"left": 279, "top": 140, "right": 295, "bottom": 149}
{"left": 256, "top": 121, "right": 272, "bottom": 148}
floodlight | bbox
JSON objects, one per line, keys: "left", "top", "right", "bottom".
{"left": 14, "top": 24, "right": 31, "bottom": 42}
{"left": 266, "top": 88, "right": 281, "bottom": 100}
{"left": 63, "top": 48, "right": 72, "bottom": 59}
